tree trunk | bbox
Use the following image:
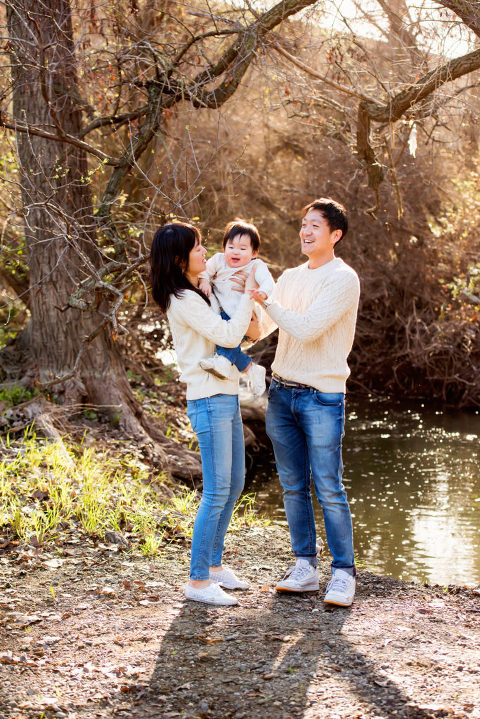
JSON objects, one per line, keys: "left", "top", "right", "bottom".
{"left": 6, "top": 0, "right": 200, "bottom": 478}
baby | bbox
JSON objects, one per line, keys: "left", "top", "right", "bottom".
{"left": 198, "top": 219, "right": 274, "bottom": 396}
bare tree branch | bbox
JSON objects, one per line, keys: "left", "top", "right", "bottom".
{"left": 364, "top": 47, "right": 480, "bottom": 123}
{"left": 0, "top": 114, "right": 122, "bottom": 165}
{"left": 271, "top": 41, "right": 379, "bottom": 103}
{"left": 436, "top": 0, "right": 480, "bottom": 38}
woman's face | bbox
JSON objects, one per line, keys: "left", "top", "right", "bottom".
{"left": 186, "top": 238, "right": 207, "bottom": 282}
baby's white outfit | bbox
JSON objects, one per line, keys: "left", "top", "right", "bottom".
{"left": 199, "top": 254, "right": 274, "bottom": 396}
{"left": 202, "top": 254, "right": 274, "bottom": 317}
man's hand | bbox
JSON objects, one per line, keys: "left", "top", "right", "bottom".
{"left": 199, "top": 278, "right": 212, "bottom": 297}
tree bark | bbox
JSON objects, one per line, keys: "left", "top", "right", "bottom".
{"left": 5, "top": 0, "right": 201, "bottom": 478}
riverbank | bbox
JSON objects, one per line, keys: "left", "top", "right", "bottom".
{"left": 1, "top": 524, "right": 479, "bottom": 719}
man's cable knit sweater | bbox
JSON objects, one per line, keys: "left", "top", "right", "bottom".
{"left": 264, "top": 257, "right": 360, "bottom": 393}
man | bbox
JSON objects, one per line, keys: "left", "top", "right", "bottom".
{"left": 252, "top": 197, "right": 360, "bottom": 606}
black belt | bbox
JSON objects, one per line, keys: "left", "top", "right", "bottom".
{"left": 272, "top": 373, "right": 313, "bottom": 390}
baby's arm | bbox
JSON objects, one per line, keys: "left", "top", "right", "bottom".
{"left": 253, "top": 259, "right": 275, "bottom": 300}
{"left": 199, "top": 253, "right": 222, "bottom": 297}
{"left": 198, "top": 277, "right": 212, "bottom": 297}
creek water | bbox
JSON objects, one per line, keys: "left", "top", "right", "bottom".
{"left": 247, "top": 398, "right": 480, "bottom": 587}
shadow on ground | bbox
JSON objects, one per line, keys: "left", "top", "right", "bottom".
{"left": 110, "top": 577, "right": 448, "bottom": 719}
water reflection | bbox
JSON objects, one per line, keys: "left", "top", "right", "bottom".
{"left": 247, "top": 398, "right": 480, "bottom": 587}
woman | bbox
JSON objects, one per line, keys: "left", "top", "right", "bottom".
{"left": 150, "top": 221, "right": 257, "bottom": 606}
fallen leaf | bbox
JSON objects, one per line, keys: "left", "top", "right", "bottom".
{"left": 43, "top": 558, "right": 64, "bottom": 569}
{"left": 12, "top": 614, "right": 42, "bottom": 626}
{"left": 196, "top": 636, "right": 224, "bottom": 644}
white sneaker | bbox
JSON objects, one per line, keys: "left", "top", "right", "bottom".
{"left": 246, "top": 363, "right": 266, "bottom": 396}
{"left": 324, "top": 569, "right": 356, "bottom": 607}
{"left": 209, "top": 567, "right": 249, "bottom": 590}
{"left": 199, "top": 354, "right": 238, "bottom": 381}
{"left": 276, "top": 558, "right": 319, "bottom": 592}
{"left": 185, "top": 581, "right": 238, "bottom": 606}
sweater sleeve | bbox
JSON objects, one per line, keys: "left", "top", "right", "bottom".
{"left": 173, "top": 291, "right": 253, "bottom": 348}
{"left": 256, "top": 277, "right": 282, "bottom": 340}
{"left": 254, "top": 259, "right": 275, "bottom": 297}
{"left": 265, "top": 271, "right": 359, "bottom": 342}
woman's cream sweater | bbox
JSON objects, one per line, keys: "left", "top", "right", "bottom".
{"left": 166, "top": 290, "right": 253, "bottom": 400}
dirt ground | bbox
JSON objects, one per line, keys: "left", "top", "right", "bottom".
{"left": 1, "top": 524, "right": 480, "bottom": 719}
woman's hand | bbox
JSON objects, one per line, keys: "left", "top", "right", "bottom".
{"left": 230, "top": 270, "right": 248, "bottom": 293}
{"left": 245, "top": 313, "right": 261, "bottom": 342}
{"left": 245, "top": 268, "right": 259, "bottom": 294}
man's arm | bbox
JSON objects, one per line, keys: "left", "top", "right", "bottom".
{"left": 263, "top": 272, "right": 359, "bottom": 342}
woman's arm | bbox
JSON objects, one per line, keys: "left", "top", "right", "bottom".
{"left": 172, "top": 291, "right": 254, "bottom": 348}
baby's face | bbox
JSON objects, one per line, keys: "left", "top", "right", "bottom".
{"left": 224, "top": 233, "right": 257, "bottom": 269}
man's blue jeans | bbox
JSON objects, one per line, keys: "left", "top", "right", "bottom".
{"left": 266, "top": 379, "right": 355, "bottom": 573}
{"left": 187, "top": 394, "right": 245, "bottom": 580}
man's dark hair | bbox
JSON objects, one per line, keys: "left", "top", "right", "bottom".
{"left": 302, "top": 198, "right": 348, "bottom": 243}
{"left": 223, "top": 219, "right": 261, "bottom": 253}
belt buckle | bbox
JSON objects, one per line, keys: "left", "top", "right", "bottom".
{"left": 273, "top": 374, "right": 306, "bottom": 390}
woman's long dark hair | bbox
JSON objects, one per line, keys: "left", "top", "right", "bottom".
{"left": 150, "top": 222, "right": 211, "bottom": 313}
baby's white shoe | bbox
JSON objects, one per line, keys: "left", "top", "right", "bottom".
{"left": 247, "top": 363, "right": 266, "bottom": 396}
{"left": 200, "top": 354, "right": 238, "bottom": 380}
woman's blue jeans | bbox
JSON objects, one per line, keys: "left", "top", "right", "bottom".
{"left": 266, "top": 380, "right": 355, "bottom": 573}
{"left": 187, "top": 394, "right": 245, "bottom": 580}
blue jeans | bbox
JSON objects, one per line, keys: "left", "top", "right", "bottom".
{"left": 216, "top": 311, "right": 252, "bottom": 372}
{"left": 266, "top": 379, "right": 355, "bottom": 573}
{"left": 187, "top": 394, "right": 245, "bottom": 580}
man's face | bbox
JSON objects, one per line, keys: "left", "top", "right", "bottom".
{"left": 299, "top": 209, "right": 341, "bottom": 267}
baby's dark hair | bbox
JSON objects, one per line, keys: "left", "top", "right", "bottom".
{"left": 223, "top": 219, "right": 260, "bottom": 252}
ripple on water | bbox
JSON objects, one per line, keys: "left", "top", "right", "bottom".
{"left": 247, "top": 397, "right": 480, "bottom": 587}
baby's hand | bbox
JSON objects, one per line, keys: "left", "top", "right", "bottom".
{"left": 250, "top": 289, "right": 267, "bottom": 304}
{"left": 199, "top": 278, "right": 212, "bottom": 297}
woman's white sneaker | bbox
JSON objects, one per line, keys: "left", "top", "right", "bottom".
{"left": 276, "top": 558, "right": 319, "bottom": 592}
{"left": 209, "top": 567, "right": 249, "bottom": 590}
{"left": 185, "top": 581, "right": 238, "bottom": 606}
{"left": 324, "top": 569, "right": 355, "bottom": 606}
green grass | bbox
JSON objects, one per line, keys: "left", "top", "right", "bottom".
{"left": 0, "top": 429, "right": 266, "bottom": 556}
{"left": 0, "top": 383, "right": 36, "bottom": 406}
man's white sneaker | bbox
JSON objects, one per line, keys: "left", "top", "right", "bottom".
{"left": 199, "top": 354, "right": 238, "bottom": 381}
{"left": 275, "top": 558, "right": 319, "bottom": 592}
{"left": 247, "top": 362, "right": 266, "bottom": 396}
{"left": 324, "top": 569, "right": 355, "bottom": 607}
{"left": 185, "top": 581, "right": 238, "bottom": 606}
{"left": 209, "top": 567, "right": 249, "bottom": 590}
